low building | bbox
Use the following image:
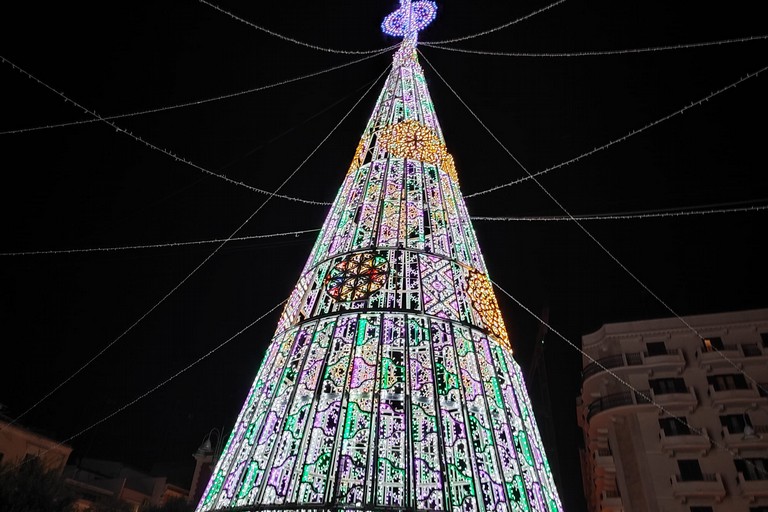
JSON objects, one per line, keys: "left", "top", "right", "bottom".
{"left": 577, "top": 308, "right": 768, "bottom": 512}
{"left": 0, "top": 411, "right": 72, "bottom": 473}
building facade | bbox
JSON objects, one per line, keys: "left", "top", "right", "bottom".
{"left": 0, "top": 414, "right": 72, "bottom": 474}
{"left": 577, "top": 308, "right": 768, "bottom": 512}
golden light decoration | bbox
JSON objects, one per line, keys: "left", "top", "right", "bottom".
{"left": 379, "top": 120, "right": 459, "bottom": 183}
{"left": 466, "top": 269, "right": 510, "bottom": 348}
{"left": 347, "top": 138, "right": 367, "bottom": 175}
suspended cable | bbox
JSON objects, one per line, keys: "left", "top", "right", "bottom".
{"left": 0, "top": 65, "right": 390, "bottom": 434}
{"left": 422, "top": 33, "right": 768, "bottom": 57}
{"left": 0, "top": 49, "right": 390, "bottom": 136}
{"left": 421, "top": 0, "right": 566, "bottom": 45}
{"left": 491, "top": 279, "right": 768, "bottom": 479}
{"left": 420, "top": 49, "right": 768, "bottom": 398}
{"left": 0, "top": 54, "right": 337, "bottom": 206}
{"left": 463, "top": 62, "right": 768, "bottom": 198}
{"left": 0, "top": 228, "right": 320, "bottom": 257}
{"left": 199, "top": 0, "right": 397, "bottom": 55}
{"left": 471, "top": 201, "right": 768, "bottom": 221}
{"left": 0, "top": 298, "right": 287, "bottom": 474}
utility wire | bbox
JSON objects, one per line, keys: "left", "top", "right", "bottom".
{"left": 419, "top": 50, "right": 768, "bottom": 398}
{"left": 0, "top": 54, "right": 335, "bottom": 206}
{"left": 492, "top": 279, "right": 768, "bottom": 482}
{"left": 471, "top": 201, "right": 768, "bottom": 222}
{"left": 0, "top": 64, "right": 390, "bottom": 434}
{"left": 0, "top": 298, "right": 287, "bottom": 475}
{"left": 421, "top": 0, "right": 566, "bottom": 45}
{"left": 0, "top": 50, "right": 390, "bottom": 136}
{"left": 463, "top": 62, "right": 768, "bottom": 198}
{"left": 199, "top": 0, "right": 397, "bottom": 55}
{"left": 0, "top": 228, "right": 320, "bottom": 257}
{"left": 422, "top": 33, "right": 768, "bottom": 57}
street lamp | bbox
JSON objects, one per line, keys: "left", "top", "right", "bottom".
{"left": 195, "top": 427, "right": 224, "bottom": 465}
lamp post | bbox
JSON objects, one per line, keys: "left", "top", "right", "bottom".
{"left": 190, "top": 427, "right": 224, "bottom": 504}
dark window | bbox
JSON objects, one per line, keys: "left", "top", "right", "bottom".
{"left": 735, "top": 458, "right": 768, "bottom": 480}
{"left": 690, "top": 507, "right": 713, "bottom": 512}
{"left": 750, "top": 507, "right": 768, "bottom": 512}
{"left": 651, "top": 377, "right": 687, "bottom": 394}
{"left": 703, "top": 337, "right": 724, "bottom": 351}
{"left": 743, "top": 343, "right": 761, "bottom": 357}
{"left": 0, "top": 452, "right": 3, "bottom": 464}
{"left": 678, "top": 459, "right": 703, "bottom": 481}
{"left": 660, "top": 417, "right": 691, "bottom": 436}
{"left": 720, "top": 414, "right": 752, "bottom": 434}
{"left": 708, "top": 374, "right": 749, "bottom": 391}
{"left": 760, "top": 332, "right": 768, "bottom": 348}
{"left": 646, "top": 341, "right": 668, "bottom": 356}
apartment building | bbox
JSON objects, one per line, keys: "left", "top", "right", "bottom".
{"left": 577, "top": 308, "right": 768, "bottom": 512}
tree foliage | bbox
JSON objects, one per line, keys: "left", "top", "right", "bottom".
{"left": 0, "top": 458, "right": 75, "bottom": 512}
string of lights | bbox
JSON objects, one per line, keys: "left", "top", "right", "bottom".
{"left": 463, "top": 62, "right": 768, "bottom": 198}
{"left": 5, "top": 200, "right": 765, "bottom": 258}
{"left": 491, "top": 279, "right": 768, "bottom": 480}
{"left": 0, "top": 49, "right": 391, "bottom": 136}
{"left": 0, "top": 299, "right": 288, "bottom": 474}
{"left": 471, "top": 201, "right": 768, "bottom": 221}
{"left": 420, "top": 49, "right": 768, "bottom": 400}
{"left": 0, "top": 65, "right": 390, "bottom": 433}
{"left": 0, "top": 228, "right": 320, "bottom": 257}
{"left": 421, "top": 33, "right": 768, "bottom": 57}
{"left": 0, "top": 54, "right": 337, "bottom": 206}
{"left": 420, "top": 0, "right": 566, "bottom": 45}
{"left": 199, "top": 0, "right": 398, "bottom": 55}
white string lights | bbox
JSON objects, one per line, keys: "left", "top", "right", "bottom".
{"left": 0, "top": 50, "right": 391, "bottom": 136}
{"left": 490, "top": 279, "right": 768, "bottom": 481}
{"left": 471, "top": 201, "right": 768, "bottom": 222}
{"left": 0, "top": 54, "right": 338, "bottom": 206}
{"left": 0, "top": 228, "right": 320, "bottom": 257}
{"left": 199, "top": 0, "right": 398, "bottom": 55}
{"left": 420, "top": 0, "right": 567, "bottom": 45}
{"left": 463, "top": 62, "right": 768, "bottom": 198}
{"left": 0, "top": 298, "right": 287, "bottom": 472}
{"left": 0, "top": 63, "right": 390, "bottom": 432}
{"left": 422, "top": 33, "right": 768, "bottom": 58}
{"left": 419, "top": 49, "right": 768, "bottom": 400}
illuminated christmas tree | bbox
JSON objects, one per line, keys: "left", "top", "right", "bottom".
{"left": 196, "top": 2, "right": 563, "bottom": 511}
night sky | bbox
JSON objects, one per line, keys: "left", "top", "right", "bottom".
{"left": 1, "top": 1, "right": 766, "bottom": 511}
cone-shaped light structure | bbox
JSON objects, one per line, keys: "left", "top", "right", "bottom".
{"left": 196, "top": 3, "right": 563, "bottom": 511}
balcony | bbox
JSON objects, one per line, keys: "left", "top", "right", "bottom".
{"left": 708, "top": 385, "right": 768, "bottom": 410}
{"left": 582, "top": 349, "right": 685, "bottom": 382}
{"left": 594, "top": 448, "right": 615, "bottom": 470}
{"left": 652, "top": 386, "right": 698, "bottom": 412}
{"left": 586, "top": 390, "right": 653, "bottom": 422}
{"left": 600, "top": 490, "right": 623, "bottom": 512}
{"left": 721, "top": 425, "right": 767, "bottom": 453}
{"left": 737, "top": 472, "right": 768, "bottom": 501}
{"left": 696, "top": 343, "right": 766, "bottom": 369}
{"left": 670, "top": 472, "right": 726, "bottom": 503}
{"left": 660, "top": 428, "right": 711, "bottom": 456}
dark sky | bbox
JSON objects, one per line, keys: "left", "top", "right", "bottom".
{"left": 1, "top": 1, "right": 766, "bottom": 511}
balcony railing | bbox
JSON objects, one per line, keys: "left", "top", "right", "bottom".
{"left": 670, "top": 472, "right": 726, "bottom": 502}
{"left": 582, "top": 349, "right": 684, "bottom": 381}
{"left": 737, "top": 472, "right": 768, "bottom": 500}
{"left": 660, "top": 428, "right": 711, "bottom": 456}
{"left": 586, "top": 390, "right": 652, "bottom": 422}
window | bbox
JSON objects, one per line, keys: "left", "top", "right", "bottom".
{"left": 742, "top": 343, "right": 762, "bottom": 357}
{"left": 703, "top": 337, "right": 724, "bottom": 351}
{"left": 735, "top": 458, "right": 768, "bottom": 481}
{"left": 690, "top": 507, "right": 713, "bottom": 512}
{"left": 646, "top": 341, "right": 668, "bottom": 356}
{"left": 651, "top": 377, "right": 687, "bottom": 394}
{"left": 660, "top": 417, "right": 691, "bottom": 436}
{"left": 720, "top": 414, "right": 752, "bottom": 434}
{"left": 760, "top": 332, "right": 768, "bottom": 348}
{"left": 708, "top": 374, "right": 749, "bottom": 391}
{"left": 678, "top": 459, "right": 704, "bottom": 481}
{"left": 750, "top": 507, "right": 768, "bottom": 512}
